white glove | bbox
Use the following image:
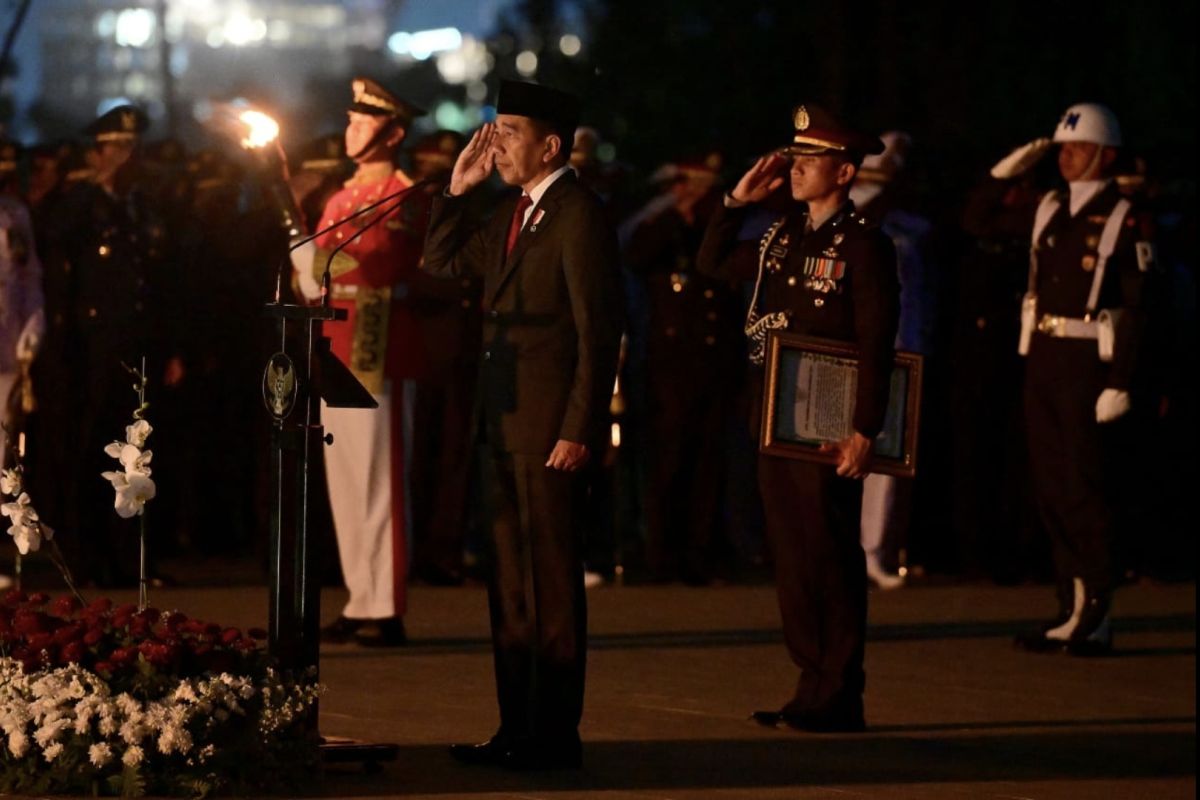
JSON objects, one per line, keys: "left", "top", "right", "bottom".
{"left": 1096, "top": 388, "right": 1131, "bottom": 424}
{"left": 990, "top": 138, "right": 1053, "bottom": 179}
{"left": 15, "top": 309, "right": 45, "bottom": 361}
{"left": 289, "top": 239, "right": 322, "bottom": 301}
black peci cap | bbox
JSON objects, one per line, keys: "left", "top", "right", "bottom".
{"left": 496, "top": 80, "right": 580, "bottom": 137}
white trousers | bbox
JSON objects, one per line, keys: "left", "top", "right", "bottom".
{"left": 860, "top": 472, "right": 897, "bottom": 558}
{"left": 322, "top": 380, "right": 414, "bottom": 620}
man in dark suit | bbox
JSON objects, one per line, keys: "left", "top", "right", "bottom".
{"left": 422, "top": 80, "right": 623, "bottom": 770}
{"left": 698, "top": 105, "right": 898, "bottom": 732}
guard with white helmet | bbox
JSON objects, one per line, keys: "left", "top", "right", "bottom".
{"left": 993, "top": 102, "right": 1154, "bottom": 657}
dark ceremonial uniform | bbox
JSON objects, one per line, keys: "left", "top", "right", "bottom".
{"left": 697, "top": 105, "right": 897, "bottom": 729}
{"left": 406, "top": 131, "right": 483, "bottom": 585}
{"left": 699, "top": 200, "right": 898, "bottom": 720}
{"left": 423, "top": 82, "right": 623, "bottom": 766}
{"left": 624, "top": 193, "right": 742, "bottom": 582}
{"left": 1021, "top": 181, "right": 1149, "bottom": 625}
{"left": 39, "top": 106, "right": 181, "bottom": 584}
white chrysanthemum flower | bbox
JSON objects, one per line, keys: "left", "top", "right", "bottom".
{"left": 34, "top": 717, "right": 69, "bottom": 748}
{"left": 42, "top": 741, "right": 64, "bottom": 762}
{"left": 7, "top": 730, "right": 29, "bottom": 759}
{"left": 122, "top": 744, "right": 144, "bottom": 767}
{"left": 126, "top": 419, "right": 153, "bottom": 447}
{"left": 89, "top": 741, "right": 113, "bottom": 767}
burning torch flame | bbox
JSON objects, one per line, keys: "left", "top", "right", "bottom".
{"left": 239, "top": 110, "right": 279, "bottom": 149}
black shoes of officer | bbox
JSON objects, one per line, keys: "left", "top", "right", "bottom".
{"left": 353, "top": 617, "right": 407, "bottom": 647}
{"left": 320, "top": 616, "right": 407, "bottom": 646}
{"left": 1014, "top": 578, "right": 1113, "bottom": 656}
{"left": 753, "top": 695, "right": 865, "bottom": 733}
{"left": 450, "top": 732, "right": 582, "bottom": 770}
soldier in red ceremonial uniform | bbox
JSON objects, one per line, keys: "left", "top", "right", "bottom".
{"left": 295, "top": 78, "right": 430, "bottom": 647}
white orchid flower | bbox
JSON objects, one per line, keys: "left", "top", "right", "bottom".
{"left": 10, "top": 521, "right": 43, "bottom": 554}
{"left": 114, "top": 473, "right": 156, "bottom": 518}
{"left": 1, "top": 491, "right": 33, "bottom": 521}
{"left": 125, "top": 419, "right": 153, "bottom": 448}
{"left": 0, "top": 468, "right": 21, "bottom": 496}
{"left": 118, "top": 444, "right": 152, "bottom": 476}
{"left": 101, "top": 470, "right": 129, "bottom": 490}
{"left": 104, "top": 441, "right": 125, "bottom": 460}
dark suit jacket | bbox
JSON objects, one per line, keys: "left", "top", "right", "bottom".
{"left": 422, "top": 170, "right": 624, "bottom": 455}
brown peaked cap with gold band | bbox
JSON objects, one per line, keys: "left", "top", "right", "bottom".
{"left": 782, "top": 104, "right": 884, "bottom": 157}
{"left": 85, "top": 104, "right": 149, "bottom": 143}
{"left": 348, "top": 77, "right": 425, "bottom": 125}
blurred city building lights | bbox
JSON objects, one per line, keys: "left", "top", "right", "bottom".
{"left": 435, "top": 36, "right": 492, "bottom": 84}
{"left": 114, "top": 8, "right": 156, "bottom": 48}
{"left": 558, "top": 34, "right": 581, "bottom": 57}
{"left": 515, "top": 50, "right": 538, "bottom": 77}
{"left": 388, "top": 27, "right": 463, "bottom": 60}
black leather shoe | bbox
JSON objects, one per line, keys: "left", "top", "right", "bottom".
{"left": 354, "top": 617, "right": 407, "bottom": 647}
{"left": 499, "top": 738, "right": 582, "bottom": 770}
{"left": 751, "top": 710, "right": 784, "bottom": 727}
{"left": 1013, "top": 628, "right": 1066, "bottom": 653}
{"left": 783, "top": 708, "right": 866, "bottom": 733}
{"left": 449, "top": 736, "right": 509, "bottom": 766}
{"left": 320, "top": 616, "right": 363, "bottom": 644}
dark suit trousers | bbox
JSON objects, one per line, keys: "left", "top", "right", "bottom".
{"left": 1023, "top": 337, "right": 1122, "bottom": 593}
{"left": 485, "top": 449, "right": 587, "bottom": 743}
{"left": 758, "top": 455, "right": 867, "bottom": 713}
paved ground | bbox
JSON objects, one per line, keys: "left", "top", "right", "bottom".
{"left": 57, "top": 577, "right": 1195, "bottom": 799}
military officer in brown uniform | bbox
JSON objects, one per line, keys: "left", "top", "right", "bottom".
{"left": 698, "top": 105, "right": 898, "bottom": 732}
{"left": 39, "top": 105, "right": 185, "bottom": 585}
{"left": 992, "top": 103, "right": 1152, "bottom": 655}
{"left": 422, "top": 81, "right": 623, "bottom": 769}
{"left": 624, "top": 151, "right": 742, "bottom": 584}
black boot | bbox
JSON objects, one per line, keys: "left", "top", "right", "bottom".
{"left": 1065, "top": 590, "right": 1113, "bottom": 657}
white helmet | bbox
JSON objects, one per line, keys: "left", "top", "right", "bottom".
{"left": 1053, "top": 102, "right": 1122, "bottom": 147}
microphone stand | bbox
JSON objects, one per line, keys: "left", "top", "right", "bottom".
{"left": 275, "top": 179, "right": 431, "bottom": 303}
{"left": 261, "top": 174, "right": 427, "bottom": 770}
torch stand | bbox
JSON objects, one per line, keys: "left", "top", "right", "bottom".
{"left": 262, "top": 301, "right": 397, "bottom": 770}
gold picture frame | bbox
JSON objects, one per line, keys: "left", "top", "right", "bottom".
{"left": 760, "top": 332, "right": 923, "bottom": 478}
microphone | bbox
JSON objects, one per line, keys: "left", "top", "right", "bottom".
{"left": 317, "top": 183, "right": 427, "bottom": 307}
{"left": 273, "top": 178, "right": 433, "bottom": 302}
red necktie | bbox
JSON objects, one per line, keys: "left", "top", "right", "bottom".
{"left": 505, "top": 194, "right": 533, "bottom": 257}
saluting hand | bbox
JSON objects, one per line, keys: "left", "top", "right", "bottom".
{"left": 449, "top": 123, "right": 498, "bottom": 197}
{"left": 728, "top": 153, "right": 788, "bottom": 206}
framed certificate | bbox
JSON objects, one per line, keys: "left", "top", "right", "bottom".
{"left": 760, "top": 333, "right": 923, "bottom": 478}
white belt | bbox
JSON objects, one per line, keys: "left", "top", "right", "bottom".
{"left": 1036, "top": 314, "right": 1098, "bottom": 340}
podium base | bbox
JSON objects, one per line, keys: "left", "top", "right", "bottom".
{"left": 320, "top": 736, "right": 399, "bottom": 772}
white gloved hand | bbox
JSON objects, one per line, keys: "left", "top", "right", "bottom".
{"left": 289, "top": 239, "right": 322, "bottom": 301}
{"left": 990, "top": 138, "right": 1053, "bottom": 179}
{"left": 1095, "top": 388, "right": 1131, "bottom": 424}
{"left": 15, "top": 309, "right": 45, "bottom": 361}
